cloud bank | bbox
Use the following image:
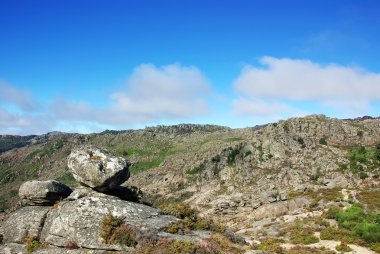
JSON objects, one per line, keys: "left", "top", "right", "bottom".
{"left": 233, "top": 56, "right": 380, "bottom": 118}
{"left": 0, "top": 64, "right": 211, "bottom": 134}
{"left": 1, "top": 58, "right": 380, "bottom": 135}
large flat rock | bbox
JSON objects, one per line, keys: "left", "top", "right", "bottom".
{"left": 40, "top": 193, "right": 176, "bottom": 250}
{"left": 0, "top": 206, "right": 49, "bottom": 243}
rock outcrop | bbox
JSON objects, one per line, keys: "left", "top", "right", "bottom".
{"left": 68, "top": 146, "right": 130, "bottom": 192}
{"left": 1, "top": 184, "right": 177, "bottom": 252}
{"left": 19, "top": 180, "right": 72, "bottom": 206}
{"left": 41, "top": 187, "right": 176, "bottom": 250}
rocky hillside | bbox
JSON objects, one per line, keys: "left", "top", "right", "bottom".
{"left": 1, "top": 115, "right": 380, "bottom": 253}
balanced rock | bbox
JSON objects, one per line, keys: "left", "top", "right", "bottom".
{"left": 19, "top": 180, "right": 72, "bottom": 206}
{"left": 68, "top": 146, "right": 130, "bottom": 192}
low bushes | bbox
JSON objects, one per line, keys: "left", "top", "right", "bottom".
{"left": 24, "top": 236, "right": 41, "bottom": 253}
{"left": 160, "top": 203, "right": 226, "bottom": 234}
{"left": 320, "top": 227, "right": 355, "bottom": 243}
{"left": 289, "top": 220, "right": 319, "bottom": 245}
{"left": 322, "top": 204, "right": 380, "bottom": 245}
{"left": 253, "top": 238, "right": 284, "bottom": 253}
{"left": 134, "top": 234, "right": 244, "bottom": 254}
{"left": 358, "top": 189, "right": 380, "bottom": 211}
{"left": 335, "top": 241, "right": 352, "bottom": 252}
{"left": 99, "top": 213, "right": 137, "bottom": 247}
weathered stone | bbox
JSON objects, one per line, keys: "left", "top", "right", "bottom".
{"left": 19, "top": 180, "right": 72, "bottom": 206}
{"left": 323, "top": 175, "right": 350, "bottom": 188}
{"left": 40, "top": 194, "right": 176, "bottom": 250}
{"left": 0, "top": 243, "right": 25, "bottom": 254}
{"left": 68, "top": 146, "right": 130, "bottom": 192}
{"left": 252, "top": 197, "right": 310, "bottom": 220}
{"left": 0, "top": 206, "right": 49, "bottom": 243}
{"left": 65, "top": 185, "right": 94, "bottom": 201}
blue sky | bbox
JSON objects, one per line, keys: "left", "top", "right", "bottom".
{"left": 1, "top": 0, "right": 380, "bottom": 134}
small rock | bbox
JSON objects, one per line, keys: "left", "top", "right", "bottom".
{"left": 68, "top": 146, "right": 131, "bottom": 192}
{"left": 19, "top": 180, "right": 72, "bottom": 206}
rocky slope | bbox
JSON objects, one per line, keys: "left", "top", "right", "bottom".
{"left": 1, "top": 115, "right": 380, "bottom": 253}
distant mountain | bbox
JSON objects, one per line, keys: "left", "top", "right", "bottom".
{"left": 0, "top": 135, "right": 36, "bottom": 153}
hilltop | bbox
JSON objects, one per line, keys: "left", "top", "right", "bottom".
{"left": 1, "top": 115, "right": 380, "bottom": 253}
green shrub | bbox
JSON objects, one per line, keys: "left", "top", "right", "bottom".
{"left": 323, "top": 206, "right": 341, "bottom": 219}
{"left": 211, "top": 154, "right": 221, "bottom": 163}
{"left": 244, "top": 150, "right": 252, "bottom": 157}
{"left": 370, "top": 242, "right": 380, "bottom": 253}
{"left": 348, "top": 145, "right": 380, "bottom": 173}
{"left": 227, "top": 147, "right": 240, "bottom": 165}
{"left": 255, "top": 238, "right": 284, "bottom": 253}
{"left": 297, "top": 137, "right": 306, "bottom": 148}
{"left": 26, "top": 163, "right": 42, "bottom": 174}
{"left": 24, "top": 236, "right": 41, "bottom": 253}
{"left": 159, "top": 203, "right": 198, "bottom": 220}
{"left": 335, "top": 241, "right": 352, "bottom": 252}
{"left": 336, "top": 205, "right": 366, "bottom": 229}
{"left": 320, "top": 227, "right": 355, "bottom": 243}
{"left": 353, "top": 222, "right": 380, "bottom": 243}
{"left": 161, "top": 203, "right": 225, "bottom": 234}
{"left": 319, "top": 138, "right": 327, "bottom": 145}
{"left": 55, "top": 172, "right": 76, "bottom": 186}
{"left": 289, "top": 224, "right": 319, "bottom": 245}
{"left": 329, "top": 203, "right": 380, "bottom": 244}
{"left": 130, "top": 159, "right": 162, "bottom": 174}
{"left": 359, "top": 171, "right": 368, "bottom": 179}
{"left": 186, "top": 167, "right": 201, "bottom": 175}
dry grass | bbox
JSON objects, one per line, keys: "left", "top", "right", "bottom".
{"left": 357, "top": 189, "right": 380, "bottom": 211}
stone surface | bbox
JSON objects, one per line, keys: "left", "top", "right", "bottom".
{"left": 0, "top": 206, "right": 49, "bottom": 243}
{"left": 19, "top": 180, "right": 72, "bottom": 206}
{"left": 40, "top": 194, "right": 176, "bottom": 250}
{"left": 251, "top": 197, "right": 311, "bottom": 221}
{"left": 68, "top": 146, "right": 130, "bottom": 192}
{"left": 0, "top": 243, "right": 25, "bottom": 254}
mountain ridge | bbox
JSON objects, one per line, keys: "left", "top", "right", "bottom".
{"left": 1, "top": 114, "right": 380, "bottom": 253}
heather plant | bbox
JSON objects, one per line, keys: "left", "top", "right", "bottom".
{"left": 99, "top": 213, "right": 137, "bottom": 247}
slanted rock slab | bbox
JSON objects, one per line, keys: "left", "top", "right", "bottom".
{"left": 40, "top": 194, "right": 177, "bottom": 250}
{"left": 68, "top": 146, "right": 130, "bottom": 192}
{"left": 0, "top": 206, "right": 49, "bottom": 243}
{"left": 19, "top": 180, "right": 72, "bottom": 206}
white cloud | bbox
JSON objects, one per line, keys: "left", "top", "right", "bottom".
{"left": 0, "top": 81, "right": 40, "bottom": 111}
{"left": 51, "top": 63, "right": 211, "bottom": 126}
{"left": 52, "top": 64, "right": 210, "bottom": 125}
{"left": 0, "top": 108, "right": 53, "bottom": 135}
{"left": 233, "top": 56, "right": 380, "bottom": 118}
{"left": 109, "top": 63, "right": 210, "bottom": 122}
